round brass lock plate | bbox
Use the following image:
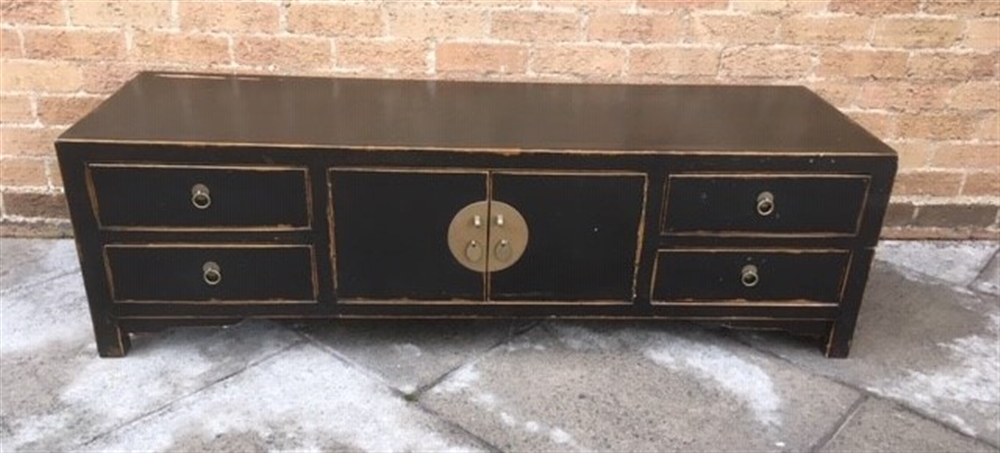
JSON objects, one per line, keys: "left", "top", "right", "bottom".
{"left": 488, "top": 201, "right": 528, "bottom": 272}
{"left": 448, "top": 201, "right": 489, "bottom": 272}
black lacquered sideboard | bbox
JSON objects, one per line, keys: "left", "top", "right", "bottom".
{"left": 57, "top": 72, "right": 896, "bottom": 358}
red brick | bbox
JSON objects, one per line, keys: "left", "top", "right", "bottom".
{"left": 908, "top": 52, "right": 999, "bottom": 80}
{"left": 0, "top": 60, "right": 84, "bottom": 93}
{"left": 131, "top": 31, "right": 231, "bottom": 66}
{"left": 828, "top": 0, "right": 919, "bottom": 15}
{"left": 949, "top": 81, "right": 1000, "bottom": 111}
{"left": 337, "top": 40, "right": 428, "bottom": 74}
{"left": 781, "top": 16, "right": 872, "bottom": 46}
{"left": 1, "top": 27, "right": 21, "bottom": 57}
{"left": 79, "top": 63, "right": 143, "bottom": 94}
{"left": 897, "top": 113, "right": 979, "bottom": 140}
{"left": 808, "top": 81, "right": 860, "bottom": 108}
{"left": 1, "top": 192, "right": 69, "bottom": 219}
{"left": 980, "top": 112, "right": 1000, "bottom": 140}
{"left": 587, "top": 12, "right": 682, "bottom": 43}
{"left": 436, "top": 42, "right": 527, "bottom": 74}
{"left": 22, "top": 28, "right": 125, "bottom": 61}
{"left": 819, "top": 50, "right": 908, "bottom": 80}
{"left": 533, "top": 45, "right": 626, "bottom": 77}
{"left": 631, "top": 47, "right": 720, "bottom": 77}
{"left": 964, "top": 19, "right": 1000, "bottom": 52}
{"left": 0, "top": 158, "right": 47, "bottom": 187}
{"left": 491, "top": 11, "right": 582, "bottom": 42}
{"left": 68, "top": 0, "right": 171, "bottom": 28}
{"left": 924, "top": 0, "right": 1000, "bottom": 17}
{"left": 180, "top": 1, "right": 280, "bottom": 33}
{"left": 731, "top": 0, "right": 825, "bottom": 12}
{"left": 930, "top": 144, "right": 1000, "bottom": 169}
{"left": 846, "top": 111, "right": 896, "bottom": 138}
{"left": 388, "top": 7, "right": 486, "bottom": 40}
{"left": 638, "top": 0, "right": 729, "bottom": 11}
{"left": 720, "top": 47, "right": 812, "bottom": 79}
{"left": 1, "top": 0, "right": 66, "bottom": 25}
{"left": 894, "top": 171, "right": 964, "bottom": 196}
{"left": 36, "top": 95, "right": 104, "bottom": 126}
{"left": 0, "top": 95, "right": 34, "bottom": 124}
{"left": 873, "top": 18, "right": 963, "bottom": 49}
{"left": 856, "top": 82, "right": 949, "bottom": 112}
{"left": 287, "top": 3, "right": 383, "bottom": 37}
{"left": 0, "top": 126, "right": 63, "bottom": 157}
{"left": 886, "top": 140, "right": 933, "bottom": 169}
{"left": 235, "top": 36, "right": 331, "bottom": 71}
{"left": 690, "top": 13, "right": 779, "bottom": 45}
{"left": 962, "top": 172, "right": 1000, "bottom": 196}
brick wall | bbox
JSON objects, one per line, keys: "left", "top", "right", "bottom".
{"left": 1, "top": 0, "right": 997, "bottom": 238}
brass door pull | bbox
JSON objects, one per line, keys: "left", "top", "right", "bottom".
{"left": 495, "top": 239, "right": 512, "bottom": 261}
{"left": 202, "top": 261, "right": 222, "bottom": 285}
{"left": 191, "top": 183, "right": 212, "bottom": 210}
{"left": 465, "top": 240, "right": 483, "bottom": 262}
{"left": 741, "top": 264, "right": 759, "bottom": 288}
{"left": 756, "top": 191, "right": 774, "bottom": 217}
{"left": 448, "top": 200, "right": 528, "bottom": 273}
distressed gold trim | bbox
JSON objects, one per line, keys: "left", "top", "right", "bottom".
{"left": 648, "top": 248, "right": 851, "bottom": 304}
{"left": 57, "top": 137, "right": 893, "bottom": 157}
{"left": 119, "top": 315, "right": 837, "bottom": 321}
{"left": 87, "top": 163, "right": 313, "bottom": 231}
{"left": 104, "top": 244, "right": 318, "bottom": 304}
{"left": 660, "top": 173, "right": 872, "bottom": 237}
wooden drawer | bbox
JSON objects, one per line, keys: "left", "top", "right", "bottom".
{"left": 651, "top": 250, "right": 850, "bottom": 304}
{"left": 661, "top": 174, "right": 869, "bottom": 235}
{"left": 105, "top": 245, "right": 317, "bottom": 302}
{"left": 88, "top": 164, "right": 311, "bottom": 230}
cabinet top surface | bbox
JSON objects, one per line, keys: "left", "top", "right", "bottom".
{"left": 60, "top": 72, "right": 894, "bottom": 155}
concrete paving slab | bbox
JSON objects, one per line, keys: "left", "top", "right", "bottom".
{"left": 737, "top": 262, "right": 1000, "bottom": 446}
{"left": 821, "top": 398, "right": 997, "bottom": 452}
{"left": 973, "top": 251, "right": 1000, "bottom": 297}
{"left": 82, "top": 342, "right": 490, "bottom": 452}
{"left": 298, "top": 319, "right": 530, "bottom": 394}
{"left": 0, "top": 270, "right": 304, "bottom": 451}
{"left": 421, "top": 322, "right": 861, "bottom": 452}
{"left": 876, "top": 240, "right": 999, "bottom": 287}
{"left": 0, "top": 238, "right": 77, "bottom": 295}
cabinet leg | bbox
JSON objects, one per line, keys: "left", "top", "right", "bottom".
{"left": 823, "top": 324, "right": 851, "bottom": 358}
{"left": 94, "top": 319, "right": 131, "bottom": 358}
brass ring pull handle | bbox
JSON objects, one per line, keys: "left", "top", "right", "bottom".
{"left": 465, "top": 240, "right": 483, "bottom": 263}
{"left": 494, "top": 239, "right": 513, "bottom": 262}
{"left": 741, "top": 264, "right": 759, "bottom": 288}
{"left": 756, "top": 191, "right": 774, "bottom": 217}
{"left": 202, "top": 261, "right": 222, "bottom": 286}
{"left": 191, "top": 183, "right": 212, "bottom": 210}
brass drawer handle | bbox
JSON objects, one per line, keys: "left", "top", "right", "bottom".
{"left": 465, "top": 240, "right": 483, "bottom": 263}
{"left": 756, "top": 191, "right": 774, "bottom": 217}
{"left": 741, "top": 264, "right": 759, "bottom": 288}
{"left": 191, "top": 183, "right": 212, "bottom": 210}
{"left": 202, "top": 261, "right": 222, "bottom": 285}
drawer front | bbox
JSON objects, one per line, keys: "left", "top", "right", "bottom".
{"left": 662, "top": 174, "right": 869, "bottom": 235}
{"left": 651, "top": 250, "right": 850, "bottom": 303}
{"left": 89, "top": 164, "right": 311, "bottom": 230}
{"left": 105, "top": 245, "right": 316, "bottom": 302}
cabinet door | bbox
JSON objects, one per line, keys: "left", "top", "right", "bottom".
{"left": 489, "top": 173, "right": 646, "bottom": 302}
{"left": 330, "top": 170, "right": 487, "bottom": 301}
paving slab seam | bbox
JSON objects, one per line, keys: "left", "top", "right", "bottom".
{"left": 76, "top": 339, "right": 305, "bottom": 450}
{"left": 0, "top": 268, "right": 79, "bottom": 296}
{"left": 969, "top": 248, "right": 999, "bottom": 298}
{"left": 728, "top": 331, "right": 1000, "bottom": 449}
{"left": 413, "top": 403, "right": 506, "bottom": 453}
{"left": 806, "top": 394, "right": 869, "bottom": 453}
{"left": 408, "top": 320, "right": 545, "bottom": 400}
